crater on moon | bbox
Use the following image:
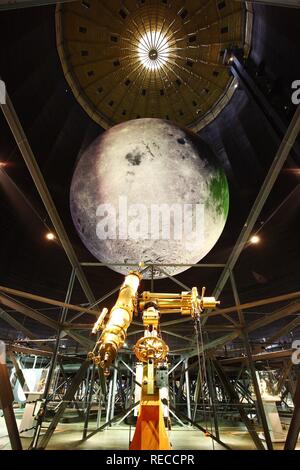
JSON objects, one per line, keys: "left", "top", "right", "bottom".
{"left": 70, "top": 118, "right": 229, "bottom": 278}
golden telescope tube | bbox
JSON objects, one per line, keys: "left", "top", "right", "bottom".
{"left": 98, "top": 271, "right": 141, "bottom": 372}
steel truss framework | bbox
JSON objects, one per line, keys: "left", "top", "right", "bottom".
{"left": 0, "top": 45, "right": 300, "bottom": 450}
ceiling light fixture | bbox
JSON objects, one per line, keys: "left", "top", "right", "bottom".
{"left": 46, "top": 232, "right": 56, "bottom": 241}
{"left": 138, "top": 31, "right": 170, "bottom": 71}
{"left": 249, "top": 235, "right": 260, "bottom": 244}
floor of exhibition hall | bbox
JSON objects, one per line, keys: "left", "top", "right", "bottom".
{"left": 1, "top": 415, "right": 299, "bottom": 451}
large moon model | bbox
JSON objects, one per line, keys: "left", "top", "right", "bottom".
{"left": 70, "top": 118, "right": 229, "bottom": 278}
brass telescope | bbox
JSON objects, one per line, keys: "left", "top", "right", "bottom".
{"left": 139, "top": 287, "right": 219, "bottom": 316}
{"left": 88, "top": 271, "right": 141, "bottom": 374}
{"left": 89, "top": 273, "right": 219, "bottom": 375}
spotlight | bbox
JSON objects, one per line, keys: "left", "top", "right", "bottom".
{"left": 249, "top": 235, "right": 260, "bottom": 244}
{"left": 46, "top": 232, "right": 56, "bottom": 241}
{"left": 234, "top": 82, "right": 239, "bottom": 89}
{"left": 228, "top": 56, "right": 234, "bottom": 63}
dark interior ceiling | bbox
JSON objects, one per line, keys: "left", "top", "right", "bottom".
{"left": 55, "top": 0, "right": 245, "bottom": 129}
{"left": 0, "top": 2, "right": 300, "bottom": 347}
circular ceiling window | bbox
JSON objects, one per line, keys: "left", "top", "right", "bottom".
{"left": 56, "top": 0, "right": 249, "bottom": 130}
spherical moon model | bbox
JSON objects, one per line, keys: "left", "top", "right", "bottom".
{"left": 70, "top": 118, "right": 229, "bottom": 278}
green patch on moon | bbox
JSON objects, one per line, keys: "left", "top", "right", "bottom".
{"left": 206, "top": 170, "right": 229, "bottom": 218}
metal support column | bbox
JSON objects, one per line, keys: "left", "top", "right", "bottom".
{"left": 1, "top": 93, "right": 97, "bottom": 306}
{"left": 207, "top": 357, "right": 220, "bottom": 441}
{"left": 230, "top": 271, "right": 273, "bottom": 449}
{"left": 207, "top": 104, "right": 300, "bottom": 316}
{"left": 212, "top": 359, "right": 265, "bottom": 450}
{"left": 231, "top": 52, "right": 300, "bottom": 162}
{"left": 82, "top": 364, "right": 95, "bottom": 439}
{"left": 242, "top": 331, "right": 273, "bottom": 450}
{"left": 30, "top": 268, "right": 76, "bottom": 449}
{"left": 185, "top": 359, "right": 192, "bottom": 421}
{"left": 169, "top": 405, "right": 232, "bottom": 450}
{"left": 37, "top": 360, "right": 89, "bottom": 449}
{"left": 0, "top": 342, "right": 22, "bottom": 450}
{"left": 110, "top": 361, "right": 118, "bottom": 420}
{"left": 105, "top": 376, "right": 113, "bottom": 426}
{"left": 284, "top": 371, "right": 300, "bottom": 450}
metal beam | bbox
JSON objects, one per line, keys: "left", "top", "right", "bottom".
{"left": 284, "top": 370, "right": 300, "bottom": 449}
{"left": 82, "top": 363, "right": 95, "bottom": 439}
{"left": 66, "top": 330, "right": 94, "bottom": 350}
{"left": 206, "top": 357, "right": 220, "bottom": 440}
{"left": 161, "top": 329, "right": 194, "bottom": 343}
{"left": 268, "top": 317, "right": 300, "bottom": 344}
{"left": 202, "top": 291, "right": 300, "bottom": 320}
{"left": 156, "top": 267, "right": 191, "bottom": 291}
{"left": 169, "top": 404, "right": 232, "bottom": 450}
{"left": 184, "top": 358, "right": 192, "bottom": 421}
{"left": 0, "top": 93, "right": 97, "bottom": 307}
{"left": 0, "top": 307, "right": 38, "bottom": 339}
{"left": 212, "top": 359, "right": 265, "bottom": 450}
{"left": 84, "top": 400, "right": 141, "bottom": 441}
{"left": 197, "top": 300, "right": 300, "bottom": 364}
{"left": 182, "top": 300, "right": 300, "bottom": 361}
{"left": 247, "top": 300, "right": 300, "bottom": 333}
{"left": 0, "top": 293, "right": 58, "bottom": 330}
{"left": 30, "top": 269, "right": 77, "bottom": 447}
{"left": 276, "top": 360, "right": 293, "bottom": 395}
{"left": 81, "top": 262, "right": 226, "bottom": 268}
{"left": 206, "top": 104, "right": 300, "bottom": 320}
{"left": 7, "top": 344, "right": 54, "bottom": 357}
{"left": 0, "top": 359, "right": 22, "bottom": 450}
{"left": 231, "top": 53, "right": 300, "bottom": 163}
{"left": 34, "top": 359, "right": 89, "bottom": 449}
{"left": 186, "top": 332, "right": 240, "bottom": 359}
{"left": 0, "top": 285, "right": 99, "bottom": 317}
{"left": 220, "top": 348, "right": 294, "bottom": 365}
{"left": 229, "top": 271, "right": 272, "bottom": 449}
{"left": 7, "top": 351, "right": 28, "bottom": 389}
{"left": 242, "top": 331, "right": 273, "bottom": 450}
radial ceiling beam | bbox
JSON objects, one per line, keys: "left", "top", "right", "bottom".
{"left": 0, "top": 92, "right": 97, "bottom": 308}
{"left": 207, "top": 104, "right": 300, "bottom": 320}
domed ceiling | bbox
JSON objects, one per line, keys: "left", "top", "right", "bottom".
{"left": 56, "top": 0, "right": 248, "bottom": 130}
